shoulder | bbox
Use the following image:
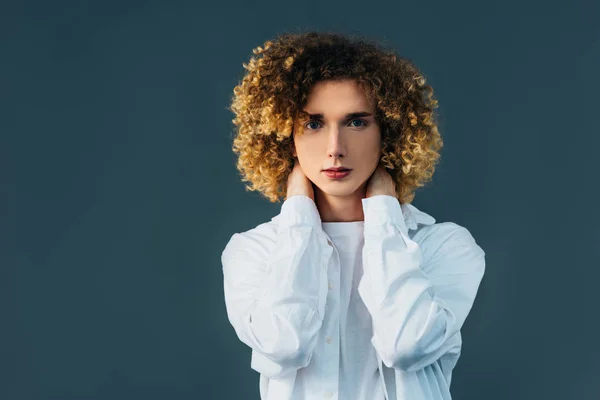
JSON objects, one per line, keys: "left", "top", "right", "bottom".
{"left": 413, "top": 221, "right": 483, "bottom": 255}
{"left": 402, "top": 202, "right": 485, "bottom": 274}
{"left": 401, "top": 202, "right": 483, "bottom": 257}
{"left": 411, "top": 221, "right": 486, "bottom": 278}
{"left": 221, "top": 220, "right": 279, "bottom": 263}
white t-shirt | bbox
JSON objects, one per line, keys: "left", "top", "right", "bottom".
{"left": 284, "top": 219, "right": 385, "bottom": 399}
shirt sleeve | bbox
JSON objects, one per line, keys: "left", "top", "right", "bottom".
{"left": 221, "top": 195, "right": 331, "bottom": 379}
{"left": 357, "top": 195, "right": 486, "bottom": 373}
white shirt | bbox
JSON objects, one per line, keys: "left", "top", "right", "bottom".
{"left": 221, "top": 195, "right": 486, "bottom": 400}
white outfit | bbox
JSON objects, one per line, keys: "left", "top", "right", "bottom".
{"left": 221, "top": 195, "right": 486, "bottom": 399}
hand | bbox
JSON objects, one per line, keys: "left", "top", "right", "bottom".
{"left": 365, "top": 165, "right": 397, "bottom": 198}
{"left": 286, "top": 159, "right": 315, "bottom": 201}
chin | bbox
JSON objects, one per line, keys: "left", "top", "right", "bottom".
{"left": 316, "top": 180, "right": 362, "bottom": 197}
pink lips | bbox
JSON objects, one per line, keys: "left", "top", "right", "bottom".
{"left": 322, "top": 170, "right": 351, "bottom": 179}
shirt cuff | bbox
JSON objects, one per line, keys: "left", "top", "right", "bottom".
{"left": 361, "top": 195, "right": 409, "bottom": 234}
{"left": 279, "top": 195, "right": 322, "bottom": 228}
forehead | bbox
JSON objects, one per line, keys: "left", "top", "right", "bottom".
{"left": 301, "top": 80, "right": 374, "bottom": 116}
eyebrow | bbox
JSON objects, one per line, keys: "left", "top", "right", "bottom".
{"left": 305, "top": 111, "right": 373, "bottom": 121}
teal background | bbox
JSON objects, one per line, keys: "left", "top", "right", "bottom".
{"left": 2, "top": 0, "right": 599, "bottom": 399}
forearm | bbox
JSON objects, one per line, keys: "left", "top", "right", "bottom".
{"left": 235, "top": 226, "right": 327, "bottom": 367}
{"left": 359, "top": 195, "right": 486, "bottom": 372}
{"left": 222, "top": 195, "right": 331, "bottom": 377}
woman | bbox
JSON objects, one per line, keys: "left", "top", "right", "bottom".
{"left": 221, "top": 31, "right": 486, "bottom": 400}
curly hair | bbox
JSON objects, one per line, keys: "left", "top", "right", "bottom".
{"left": 227, "top": 30, "right": 443, "bottom": 204}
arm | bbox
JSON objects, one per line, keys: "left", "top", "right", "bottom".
{"left": 358, "top": 195, "right": 486, "bottom": 372}
{"left": 221, "top": 195, "right": 330, "bottom": 378}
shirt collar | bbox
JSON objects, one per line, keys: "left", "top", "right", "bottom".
{"left": 271, "top": 200, "right": 436, "bottom": 231}
{"left": 401, "top": 202, "right": 436, "bottom": 230}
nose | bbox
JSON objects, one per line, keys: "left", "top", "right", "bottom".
{"left": 326, "top": 127, "right": 345, "bottom": 158}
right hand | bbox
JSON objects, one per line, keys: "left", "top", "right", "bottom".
{"left": 286, "top": 159, "right": 315, "bottom": 201}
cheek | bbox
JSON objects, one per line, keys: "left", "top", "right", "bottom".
{"left": 295, "top": 148, "right": 320, "bottom": 175}
{"left": 356, "top": 140, "right": 381, "bottom": 162}
{"left": 295, "top": 140, "right": 320, "bottom": 162}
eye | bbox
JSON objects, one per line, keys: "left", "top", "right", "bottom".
{"left": 305, "top": 121, "right": 321, "bottom": 130}
{"left": 350, "top": 119, "right": 368, "bottom": 127}
{"left": 303, "top": 119, "right": 368, "bottom": 130}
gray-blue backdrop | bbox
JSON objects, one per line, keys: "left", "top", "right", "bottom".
{"left": 2, "top": 0, "right": 599, "bottom": 399}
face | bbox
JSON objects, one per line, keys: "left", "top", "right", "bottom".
{"left": 292, "top": 79, "right": 382, "bottom": 199}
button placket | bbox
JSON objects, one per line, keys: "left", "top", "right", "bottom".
{"left": 321, "top": 233, "right": 340, "bottom": 399}
{"left": 329, "top": 243, "right": 341, "bottom": 400}
{"left": 322, "top": 238, "right": 333, "bottom": 270}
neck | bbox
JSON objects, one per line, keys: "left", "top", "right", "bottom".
{"left": 314, "top": 184, "right": 367, "bottom": 223}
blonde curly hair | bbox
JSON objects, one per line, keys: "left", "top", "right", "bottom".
{"left": 228, "top": 30, "right": 443, "bottom": 204}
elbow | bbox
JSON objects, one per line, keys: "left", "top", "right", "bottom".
{"left": 254, "top": 308, "right": 321, "bottom": 362}
{"left": 384, "top": 347, "right": 426, "bottom": 372}
{"left": 374, "top": 322, "right": 434, "bottom": 372}
{"left": 261, "top": 333, "right": 315, "bottom": 368}
{"left": 241, "top": 307, "right": 322, "bottom": 377}
{"left": 376, "top": 334, "right": 420, "bottom": 372}
{"left": 250, "top": 338, "right": 315, "bottom": 379}
{"left": 379, "top": 329, "right": 463, "bottom": 373}
{"left": 376, "top": 326, "right": 440, "bottom": 372}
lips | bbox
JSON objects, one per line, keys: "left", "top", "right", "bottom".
{"left": 322, "top": 169, "right": 351, "bottom": 179}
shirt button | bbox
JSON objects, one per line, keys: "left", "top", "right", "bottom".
{"left": 325, "top": 336, "right": 332, "bottom": 344}
{"left": 327, "top": 239, "right": 333, "bottom": 246}
{"left": 324, "top": 392, "right": 333, "bottom": 399}
{"left": 328, "top": 282, "right": 332, "bottom": 290}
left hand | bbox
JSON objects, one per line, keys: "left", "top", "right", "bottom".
{"left": 365, "top": 165, "right": 397, "bottom": 198}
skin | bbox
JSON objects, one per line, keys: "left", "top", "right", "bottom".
{"left": 286, "top": 79, "right": 397, "bottom": 222}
